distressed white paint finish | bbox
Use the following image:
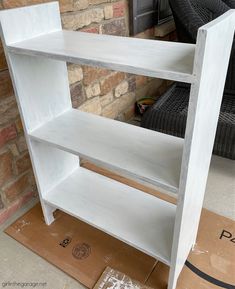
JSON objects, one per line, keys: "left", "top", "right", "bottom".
{"left": 29, "top": 140, "right": 78, "bottom": 196}
{"left": 1, "top": 3, "right": 235, "bottom": 289}
{"left": 0, "top": 2, "right": 79, "bottom": 224}
{"left": 168, "top": 10, "right": 235, "bottom": 289}
{"left": 44, "top": 166, "right": 176, "bottom": 265}
{"left": 7, "top": 54, "right": 72, "bottom": 131}
{"left": 7, "top": 30, "right": 196, "bottom": 83}
{"left": 29, "top": 109, "right": 183, "bottom": 193}
{"left": 0, "top": 2, "right": 61, "bottom": 44}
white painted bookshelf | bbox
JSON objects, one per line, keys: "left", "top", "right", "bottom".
{"left": 0, "top": 3, "right": 234, "bottom": 289}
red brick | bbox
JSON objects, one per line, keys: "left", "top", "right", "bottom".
{"left": 80, "top": 26, "right": 99, "bottom": 34}
{"left": 136, "top": 75, "right": 148, "bottom": 88}
{"left": 0, "top": 150, "right": 13, "bottom": 187}
{"left": 117, "top": 92, "right": 135, "bottom": 113}
{"left": 123, "top": 104, "right": 135, "bottom": 121}
{"left": 15, "top": 118, "right": 24, "bottom": 133}
{"left": 113, "top": 1, "right": 125, "bottom": 18}
{"left": 0, "top": 96, "right": 19, "bottom": 126}
{"left": 128, "top": 76, "right": 136, "bottom": 92}
{"left": 100, "top": 72, "right": 125, "bottom": 95}
{"left": 83, "top": 66, "right": 110, "bottom": 86}
{"left": 59, "top": 0, "right": 73, "bottom": 13}
{"left": 0, "top": 41, "right": 7, "bottom": 71}
{"left": 0, "top": 124, "right": 17, "bottom": 148}
{"left": 0, "top": 52, "right": 7, "bottom": 71}
{"left": 15, "top": 153, "right": 32, "bottom": 175}
{"left": 2, "top": 0, "right": 50, "bottom": 9}
{"left": 3, "top": 173, "right": 29, "bottom": 203}
{"left": 70, "top": 82, "right": 86, "bottom": 108}
{"left": 102, "top": 18, "right": 126, "bottom": 36}
{"left": 89, "top": 0, "right": 106, "bottom": 4}
{"left": 0, "top": 190, "right": 35, "bottom": 225}
{"left": 0, "top": 70, "right": 14, "bottom": 99}
{"left": 0, "top": 195, "right": 4, "bottom": 210}
{"left": 16, "top": 135, "right": 28, "bottom": 153}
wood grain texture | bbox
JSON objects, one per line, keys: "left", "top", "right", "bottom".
{"left": 0, "top": 1, "right": 78, "bottom": 225}
{"left": 29, "top": 109, "right": 184, "bottom": 194}
{"left": 7, "top": 54, "right": 72, "bottom": 131}
{"left": 168, "top": 10, "right": 235, "bottom": 289}
{"left": 0, "top": 2, "right": 61, "bottom": 45}
{"left": 7, "top": 30, "right": 195, "bottom": 82}
{"left": 44, "top": 166, "right": 176, "bottom": 265}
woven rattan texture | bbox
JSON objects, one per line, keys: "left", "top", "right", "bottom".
{"left": 141, "top": 83, "right": 235, "bottom": 159}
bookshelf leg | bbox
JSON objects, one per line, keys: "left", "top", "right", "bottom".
{"left": 42, "top": 203, "right": 56, "bottom": 225}
{"left": 167, "top": 270, "right": 177, "bottom": 289}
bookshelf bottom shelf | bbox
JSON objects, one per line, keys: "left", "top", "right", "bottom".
{"left": 43, "top": 166, "right": 176, "bottom": 265}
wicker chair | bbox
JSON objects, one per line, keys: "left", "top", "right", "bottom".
{"left": 223, "top": 0, "right": 235, "bottom": 8}
{"left": 141, "top": 0, "right": 235, "bottom": 159}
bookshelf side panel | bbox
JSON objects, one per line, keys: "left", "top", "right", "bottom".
{"left": 8, "top": 54, "right": 72, "bottom": 131}
{"left": 6, "top": 50, "right": 79, "bottom": 196}
{"left": 0, "top": 2, "right": 61, "bottom": 45}
{"left": 0, "top": 3, "right": 79, "bottom": 224}
{"left": 168, "top": 10, "right": 235, "bottom": 289}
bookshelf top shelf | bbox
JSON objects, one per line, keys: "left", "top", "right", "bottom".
{"left": 7, "top": 30, "right": 196, "bottom": 83}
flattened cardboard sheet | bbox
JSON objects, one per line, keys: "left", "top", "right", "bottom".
{"left": 93, "top": 267, "right": 154, "bottom": 289}
{"left": 5, "top": 204, "right": 156, "bottom": 288}
{"left": 94, "top": 208, "right": 235, "bottom": 289}
{"left": 5, "top": 205, "right": 235, "bottom": 289}
{"left": 146, "top": 210, "right": 235, "bottom": 289}
{"left": 5, "top": 163, "right": 235, "bottom": 289}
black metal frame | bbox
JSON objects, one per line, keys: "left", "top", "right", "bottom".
{"left": 129, "top": 0, "right": 172, "bottom": 35}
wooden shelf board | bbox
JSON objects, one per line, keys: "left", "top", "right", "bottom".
{"left": 29, "top": 109, "right": 184, "bottom": 193}
{"left": 8, "top": 30, "right": 195, "bottom": 82}
{"left": 44, "top": 166, "right": 176, "bottom": 264}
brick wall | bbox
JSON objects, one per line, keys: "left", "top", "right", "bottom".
{"left": 0, "top": 0, "right": 173, "bottom": 224}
